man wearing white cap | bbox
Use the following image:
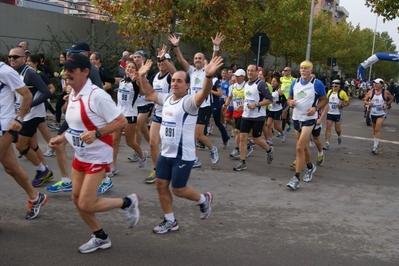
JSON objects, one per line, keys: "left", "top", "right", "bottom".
{"left": 363, "top": 78, "right": 393, "bottom": 154}
{"left": 145, "top": 46, "right": 177, "bottom": 183}
{"left": 321, "top": 79, "right": 350, "bottom": 150}
{"left": 223, "top": 69, "right": 247, "bottom": 161}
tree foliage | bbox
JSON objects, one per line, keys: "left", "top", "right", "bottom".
{"left": 365, "top": 0, "right": 399, "bottom": 21}
{"left": 93, "top": 0, "right": 399, "bottom": 80}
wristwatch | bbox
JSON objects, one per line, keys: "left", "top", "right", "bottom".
{"left": 95, "top": 129, "right": 101, "bottom": 139}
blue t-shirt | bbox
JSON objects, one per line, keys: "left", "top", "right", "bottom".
{"left": 220, "top": 78, "right": 230, "bottom": 102}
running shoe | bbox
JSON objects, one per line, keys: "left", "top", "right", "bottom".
{"left": 287, "top": 177, "right": 300, "bottom": 190}
{"left": 371, "top": 146, "right": 378, "bottom": 155}
{"left": 303, "top": 164, "right": 316, "bottom": 182}
{"left": 210, "top": 146, "right": 219, "bottom": 164}
{"left": 322, "top": 143, "right": 329, "bottom": 150}
{"left": 276, "top": 132, "right": 282, "bottom": 137}
{"left": 193, "top": 157, "right": 202, "bottom": 168}
{"left": 127, "top": 152, "right": 139, "bottom": 162}
{"left": 266, "top": 139, "right": 273, "bottom": 146}
{"left": 246, "top": 145, "right": 254, "bottom": 158}
{"left": 337, "top": 135, "right": 342, "bottom": 145}
{"left": 281, "top": 132, "right": 287, "bottom": 143}
{"left": 47, "top": 122, "right": 60, "bottom": 130}
{"left": 207, "top": 123, "right": 214, "bottom": 134}
{"left": 43, "top": 147, "right": 54, "bottom": 157}
{"left": 145, "top": 169, "right": 156, "bottom": 184}
{"left": 32, "top": 168, "right": 54, "bottom": 187}
{"left": 97, "top": 178, "right": 114, "bottom": 195}
{"left": 78, "top": 235, "right": 111, "bottom": 254}
{"left": 229, "top": 148, "right": 240, "bottom": 159}
{"left": 317, "top": 153, "right": 325, "bottom": 166}
{"left": 248, "top": 139, "right": 256, "bottom": 148}
{"left": 123, "top": 193, "right": 140, "bottom": 228}
{"left": 230, "top": 129, "right": 235, "bottom": 138}
{"left": 196, "top": 141, "right": 206, "bottom": 149}
{"left": 138, "top": 151, "right": 148, "bottom": 168}
{"left": 199, "top": 192, "right": 213, "bottom": 220}
{"left": 266, "top": 146, "right": 274, "bottom": 164}
{"left": 26, "top": 192, "right": 48, "bottom": 219}
{"left": 233, "top": 161, "right": 247, "bottom": 171}
{"left": 223, "top": 138, "right": 230, "bottom": 149}
{"left": 309, "top": 136, "right": 315, "bottom": 147}
{"left": 45, "top": 180, "right": 72, "bottom": 193}
{"left": 290, "top": 160, "right": 296, "bottom": 168}
{"left": 153, "top": 218, "right": 179, "bottom": 234}
{"left": 286, "top": 124, "right": 291, "bottom": 132}
{"left": 106, "top": 167, "right": 119, "bottom": 178}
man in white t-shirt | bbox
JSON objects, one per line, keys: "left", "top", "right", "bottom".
{"left": 138, "top": 56, "right": 224, "bottom": 234}
{"left": 168, "top": 33, "right": 224, "bottom": 168}
{"left": 286, "top": 61, "right": 328, "bottom": 190}
{"left": 49, "top": 53, "right": 139, "bottom": 254}
{"left": 0, "top": 61, "right": 48, "bottom": 220}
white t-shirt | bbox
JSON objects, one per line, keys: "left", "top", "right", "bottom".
{"left": 0, "top": 62, "right": 26, "bottom": 131}
{"left": 65, "top": 79, "right": 121, "bottom": 164}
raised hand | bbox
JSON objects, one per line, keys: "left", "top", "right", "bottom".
{"left": 204, "top": 56, "right": 224, "bottom": 77}
{"left": 139, "top": 60, "right": 153, "bottom": 76}
{"left": 168, "top": 33, "right": 180, "bottom": 47}
{"left": 211, "top": 32, "right": 225, "bottom": 46}
{"left": 157, "top": 44, "right": 168, "bottom": 59}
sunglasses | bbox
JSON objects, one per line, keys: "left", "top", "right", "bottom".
{"left": 8, "top": 55, "right": 25, "bottom": 60}
{"left": 332, "top": 85, "right": 339, "bottom": 87}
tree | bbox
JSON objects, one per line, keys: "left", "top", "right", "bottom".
{"left": 365, "top": 0, "right": 399, "bottom": 21}
{"left": 93, "top": 0, "right": 310, "bottom": 60}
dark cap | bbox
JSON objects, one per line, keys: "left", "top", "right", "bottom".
{"left": 62, "top": 53, "right": 91, "bottom": 70}
{"left": 134, "top": 50, "right": 147, "bottom": 58}
{"left": 66, "top": 41, "right": 90, "bottom": 53}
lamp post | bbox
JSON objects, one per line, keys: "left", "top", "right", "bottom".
{"left": 305, "top": 0, "right": 316, "bottom": 61}
{"left": 368, "top": 14, "right": 378, "bottom": 82}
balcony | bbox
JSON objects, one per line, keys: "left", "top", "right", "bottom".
{"left": 336, "top": 6, "right": 349, "bottom": 17}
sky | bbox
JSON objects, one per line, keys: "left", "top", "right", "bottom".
{"left": 340, "top": 0, "right": 399, "bottom": 51}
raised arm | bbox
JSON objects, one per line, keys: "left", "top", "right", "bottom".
{"left": 194, "top": 56, "right": 224, "bottom": 107}
{"left": 158, "top": 44, "right": 177, "bottom": 75}
{"left": 211, "top": 32, "right": 225, "bottom": 59}
{"left": 138, "top": 60, "right": 159, "bottom": 104}
{"left": 168, "top": 33, "right": 190, "bottom": 72}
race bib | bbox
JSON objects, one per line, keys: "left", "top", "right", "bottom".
{"left": 162, "top": 121, "right": 177, "bottom": 144}
{"left": 65, "top": 128, "right": 87, "bottom": 156}
{"left": 118, "top": 88, "right": 130, "bottom": 106}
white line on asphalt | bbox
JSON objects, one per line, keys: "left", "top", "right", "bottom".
{"left": 342, "top": 135, "right": 399, "bottom": 145}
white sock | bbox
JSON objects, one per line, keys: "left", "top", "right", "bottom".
{"left": 197, "top": 194, "right": 206, "bottom": 205}
{"left": 374, "top": 138, "right": 380, "bottom": 148}
{"left": 29, "top": 192, "right": 39, "bottom": 202}
{"left": 103, "top": 176, "right": 110, "bottom": 182}
{"left": 318, "top": 151, "right": 324, "bottom": 156}
{"left": 61, "top": 177, "right": 71, "bottom": 183}
{"left": 36, "top": 163, "right": 46, "bottom": 172}
{"left": 165, "top": 213, "right": 175, "bottom": 222}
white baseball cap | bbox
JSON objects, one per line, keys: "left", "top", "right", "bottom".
{"left": 233, "top": 69, "right": 246, "bottom": 77}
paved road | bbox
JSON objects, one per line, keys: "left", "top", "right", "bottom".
{"left": 1, "top": 98, "right": 398, "bottom": 265}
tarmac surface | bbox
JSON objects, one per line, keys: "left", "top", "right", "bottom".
{"left": 1, "top": 98, "right": 399, "bottom": 265}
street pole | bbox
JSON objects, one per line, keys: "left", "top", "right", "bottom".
{"left": 257, "top": 35, "right": 262, "bottom": 67}
{"left": 305, "top": 0, "right": 316, "bottom": 61}
{"left": 368, "top": 14, "right": 378, "bottom": 82}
